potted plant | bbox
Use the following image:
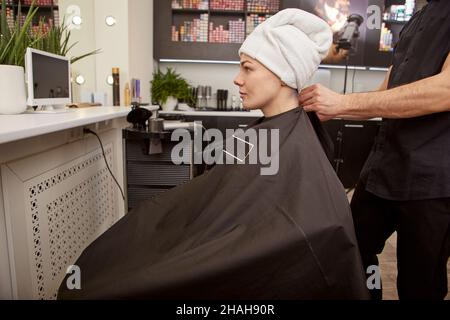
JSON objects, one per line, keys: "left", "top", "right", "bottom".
{"left": 151, "top": 68, "right": 193, "bottom": 111}
{"left": 0, "top": 0, "right": 39, "bottom": 114}
{"left": 0, "top": 0, "right": 100, "bottom": 114}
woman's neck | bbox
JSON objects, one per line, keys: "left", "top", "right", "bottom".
{"left": 260, "top": 87, "right": 299, "bottom": 118}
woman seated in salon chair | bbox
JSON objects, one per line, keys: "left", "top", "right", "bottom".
{"left": 58, "top": 9, "right": 369, "bottom": 300}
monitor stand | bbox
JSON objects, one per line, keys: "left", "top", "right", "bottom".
{"left": 26, "top": 105, "right": 72, "bottom": 114}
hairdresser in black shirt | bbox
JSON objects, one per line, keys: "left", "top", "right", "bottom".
{"left": 299, "top": 0, "right": 450, "bottom": 300}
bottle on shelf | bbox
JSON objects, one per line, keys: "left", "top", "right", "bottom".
{"left": 379, "top": 23, "right": 393, "bottom": 52}
{"left": 170, "top": 0, "right": 281, "bottom": 43}
{"left": 247, "top": 0, "right": 280, "bottom": 13}
{"left": 405, "top": 0, "right": 415, "bottom": 20}
{"left": 211, "top": 0, "right": 244, "bottom": 11}
{"left": 112, "top": 68, "right": 121, "bottom": 106}
{"left": 246, "top": 13, "right": 270, "bottom": 36}
{"left": 124, "top": 82, "right": 131, "bottom": 107}
{"left": 171, "top": 0, "right": 209, "bottom": 10}
{"left": 173, "top": 13, "right": 208, "bottom": 43}
{"left": 384, "top": 1, "right": 415, "bottom": 22}
{"left": 209, "top": 18, "right": 245, "bottom": 43}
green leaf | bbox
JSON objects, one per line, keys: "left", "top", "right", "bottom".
{"left": 70, "top": 49, "right": 102, "bottom": 64}
{"left": 10, "top": 3, "right": 38, "bottom": 65}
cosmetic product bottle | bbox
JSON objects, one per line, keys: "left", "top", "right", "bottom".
{"left": 124, "top": 82, "right": 131, "bottom": 106}
{"left": 136, "top": 79, "right": 141, "bottom": 103}
{"left": 205, "top": 86, "right": 212, "bottom": 108}
{"left": 218, "top": 90, "right": 223, "bottom": 111}
{"left": 131, "top": 78, "right": 137, "bottom": 102}
{"left": 224, "top": 90, "right": 228, "bottom": 111}
{"left": 112, "top": 67, "right": 120, "bottom": 106}
{"left": 197, "top": 86, "right": 204, "bottom": 109}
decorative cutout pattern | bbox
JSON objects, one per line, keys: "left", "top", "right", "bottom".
{"left": 26, "top": 146, "right": 118, "bottom": 299}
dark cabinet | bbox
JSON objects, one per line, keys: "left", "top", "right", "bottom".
{"left": 323, "top": 119, "right": 381, "bottom": 188}
{"left": 123, "top": 128, "right": 196, "bottom": 210}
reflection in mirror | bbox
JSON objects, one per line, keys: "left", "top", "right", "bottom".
{"left": 66, "top": 5, "right": 82, "bottom": 30}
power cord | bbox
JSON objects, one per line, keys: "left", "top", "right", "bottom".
{"left": 83, "top": 128, "right": 126, "bottom": 201}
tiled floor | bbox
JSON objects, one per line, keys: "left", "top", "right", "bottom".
{"left": 347, "top": 190, "right": 450, "bottom": 300}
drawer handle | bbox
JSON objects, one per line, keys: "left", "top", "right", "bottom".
{"left": 345, "top": 124, "right": 364, "bottom": 128}
{"left": 238, "top": 124, "right": 248, "bottom": 128}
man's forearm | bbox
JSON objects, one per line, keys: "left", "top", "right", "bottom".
{"left": 340, "top": 72, "right": 450, "bottom": 119}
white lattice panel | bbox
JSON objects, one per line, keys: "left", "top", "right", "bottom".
{"left": 3, "top": 144, "right": 119, "bottom": 299}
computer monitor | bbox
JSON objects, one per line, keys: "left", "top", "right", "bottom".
{"left": 25, "top": 48, "right": 72, "bottom": 112}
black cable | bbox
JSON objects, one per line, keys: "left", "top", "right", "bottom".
{"left": 83, "top": 128, "right": 126, "bottom": 201}
{"left": 352, "top": 68, "right": 357, "bottom": 93}
{"left": 343, "top": 55, "right": 349, "bottom": 94}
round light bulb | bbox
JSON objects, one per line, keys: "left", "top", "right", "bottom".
{"left": 75, "top": 75, "right": 85, "bottom": 85}
{"left": 72, "top": 15, "right": 82, "bottom": 26}
{"left": 105, "top": 16, "right": 116, "bottom": 27}
{"left": 106, "top": 75, "right": 114, "bottom": 85}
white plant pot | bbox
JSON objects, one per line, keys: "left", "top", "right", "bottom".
{"left": 161, "top": 96, "right": 178, "bottom": 111}
{"left": 0, "top": 65, "right": 27, "bottom": 115}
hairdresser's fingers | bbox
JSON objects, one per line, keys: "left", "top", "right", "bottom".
{"left": 302, "top": 98, "right": 318, "bottom": 108}
{"left": 299, "top": 84, "right": 333, "bottom": 105}
{"left": 303, "top": 104, "right": 320, "bottom": 113}
{"left": 298, "top": 91, "right": 316, "bottom": 106}
{"left": 300, "top": 84, "right": 320, "bottom": 94}
{"left": 299, "top": 95, "right": 315, "bottom": 107}
{"left": 300, "top": 85, "right": 319, "bottom": 98}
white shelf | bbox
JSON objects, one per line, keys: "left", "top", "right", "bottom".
{"left": 0, "top": 107, "right": 133, "bottom": 144}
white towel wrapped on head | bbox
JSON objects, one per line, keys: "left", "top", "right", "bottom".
{"left": 239, "top": 8, "right": 333, "bottom": 91}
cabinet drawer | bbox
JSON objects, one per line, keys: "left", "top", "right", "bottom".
{"left": 127, "top": 162, "right": 191, "bottom": 186}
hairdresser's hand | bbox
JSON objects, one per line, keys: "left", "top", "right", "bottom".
{"left": 299, "top": 84, "right": 347, "bottom": 122}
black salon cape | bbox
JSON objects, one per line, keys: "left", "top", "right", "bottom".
{"left": 58, "top": 107, "right": 369, "bottom": 300}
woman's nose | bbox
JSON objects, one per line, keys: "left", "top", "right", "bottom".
{"left": 234, "top": 75, "right": 243, "bottom": 87}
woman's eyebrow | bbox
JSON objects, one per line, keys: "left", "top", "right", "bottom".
{"left": 241, "top": 60, "right": 252, "bottom": 66}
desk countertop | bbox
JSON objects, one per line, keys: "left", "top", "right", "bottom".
{"left": 0, "top": 107, "right": 133, "bottom": 144}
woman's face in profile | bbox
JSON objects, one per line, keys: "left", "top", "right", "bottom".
{"left": 234, "top": 54, "right": 283, "bottom": 110}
